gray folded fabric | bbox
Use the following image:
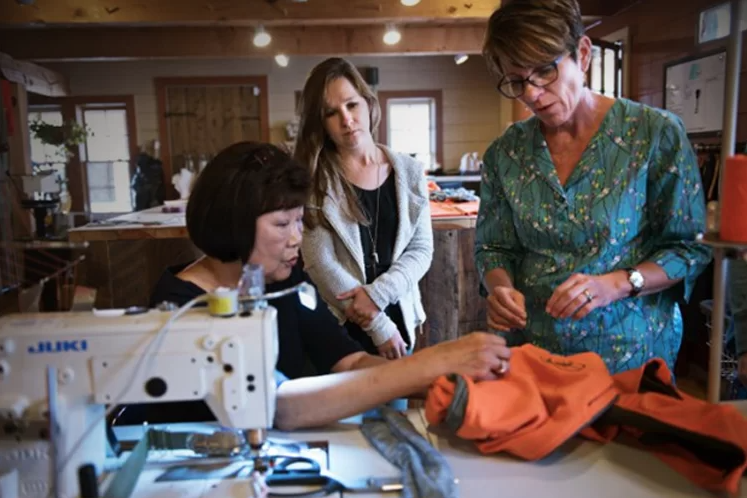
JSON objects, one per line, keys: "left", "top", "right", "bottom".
{"left": 361, "top": 406, "right": 458, "bottom": 498}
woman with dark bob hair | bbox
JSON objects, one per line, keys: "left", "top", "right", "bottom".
{"left": 113, "top": 141, "right": 511, "bottom": 431}
{"left": 475, "top": 0, "right": 712, "bottom": 374}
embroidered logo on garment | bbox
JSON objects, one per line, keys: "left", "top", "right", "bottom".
{"left": 542, "top": 355, "right": 586, "bottom": 372}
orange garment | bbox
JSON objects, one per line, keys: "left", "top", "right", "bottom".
{"left": 425, "top": 344, "right": 617, "bottom": 461}
{"left": 425, "top": 344, "right": 747, "bottom": 496}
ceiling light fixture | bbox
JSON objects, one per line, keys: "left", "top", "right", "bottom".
{"left": 275, "top": 54, "right": 289, "bottom": 67}
{"left": 454, "top": 54, "right": 469, "bottom": 65}
{"left": 253, "top": 25, "right": 272, "bottom": 48}
{"left": 383, "top": 24, "right": 402, "bottom": 45}
{"left": 400, "top": 0, "right": 421, "bottom": 5}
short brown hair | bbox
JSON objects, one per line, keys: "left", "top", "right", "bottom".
{"left": 294, "top": 57, "right": 381, "bottom": 229}
{"left": 186, "top": 142, "right": 310, "bottom": 263}
{"left": 483, "top": 0, "right": 585, "bottom": 77}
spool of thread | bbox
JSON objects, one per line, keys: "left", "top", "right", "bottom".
{"left": 207, "top": 287, "right": 239, "bottom": 317}
{"left": 720, "top": 154, "right": 747, "bottom": 243}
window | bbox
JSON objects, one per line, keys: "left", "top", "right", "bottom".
{"left": 28, "top": 108, "right": 68, "bottom": 190}
{"left": 27, "top": 95, "right": 137, "bottom": 216}
{"left": 589, "top": 39, "right": 623, "bottom": 98}
{"left": 81, "top": 106, "right": 133, "bottom": 213}
{"left": 378, "top": 90, "right": 443, "bottom": 170}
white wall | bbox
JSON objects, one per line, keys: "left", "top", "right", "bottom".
{"left": 45, "top": 55, "right": 512, "bottom": 171}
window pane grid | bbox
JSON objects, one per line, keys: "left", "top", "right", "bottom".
{"left": 387, "top": 98, "right": 436, "bottom": 168}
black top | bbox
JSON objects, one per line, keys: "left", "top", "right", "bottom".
{"left": 112, "top": 263, "right": 363, "bottom": 425}
{"left": 348, "top": 171, "right": 409, "bottom": 352}
{"left": 355, "top": 171, "right": 398, "bottom": 284}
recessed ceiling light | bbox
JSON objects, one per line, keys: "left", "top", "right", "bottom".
{"left": 275, "top": 54, "right": 289, "bottom": 67}
{"left": 401, "top": 0, "right": 421, "bottom": 5}
{"left": 454, "top": 54, "right": 469, "bottom": 65}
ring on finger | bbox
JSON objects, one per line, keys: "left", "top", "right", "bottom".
{"left": 583, "top": 289, "right": 594, "bottom": 303}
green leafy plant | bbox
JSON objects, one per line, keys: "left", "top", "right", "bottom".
{"left": 29, "top": 119, "right": 92, "bottom": 158}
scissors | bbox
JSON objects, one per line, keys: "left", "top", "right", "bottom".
{"left": 266, "top": 455, "right": 403, "bottom": 497}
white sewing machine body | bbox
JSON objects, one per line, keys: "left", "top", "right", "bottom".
{"left": 0, "top": 307, "right": 279, "bottom": 498}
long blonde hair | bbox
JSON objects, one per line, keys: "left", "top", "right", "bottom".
{"left": 294, "top": 57, "right": 381, "bottom": 230}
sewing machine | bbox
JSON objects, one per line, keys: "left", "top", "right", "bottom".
{"left": 0, "top": 303, "right": 280, "bottom": 498}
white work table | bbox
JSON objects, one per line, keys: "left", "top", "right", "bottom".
{"left": 112, "top": 405, "right": 747, "bottom": 497}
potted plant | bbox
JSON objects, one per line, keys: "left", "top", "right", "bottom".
{"left": 29, "top": 119, "right": 92, "bottom": 159}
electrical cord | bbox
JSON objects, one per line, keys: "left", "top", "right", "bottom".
{"left": 47, "top": 294, "right": 208, "bottom": 498}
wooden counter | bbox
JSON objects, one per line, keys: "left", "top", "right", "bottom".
{"left": 68, "top": 207, "right": 486, "bottom": 345}
{"left": 68, "top": 206, "right": 201, "bottom": 309}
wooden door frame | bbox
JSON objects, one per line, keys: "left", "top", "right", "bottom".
{"left": 155, "top": 76, "right": 269, "bottom": 200}
{"left": 377, "top": 90, "right": 443, "bottom": 168}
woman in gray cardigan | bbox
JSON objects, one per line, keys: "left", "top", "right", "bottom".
{"left": 296, "top": 57, "right": 433, "bottom": 360}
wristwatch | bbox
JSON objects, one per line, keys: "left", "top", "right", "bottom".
{"left": 626, "top": 268, "right": 645, "bottom": 296}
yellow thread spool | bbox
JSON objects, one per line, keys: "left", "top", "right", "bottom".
{"left": 208, "top": 287, "right": 239, "bottom": 317}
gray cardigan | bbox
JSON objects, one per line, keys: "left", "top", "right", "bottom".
{"left": 302, "top": 147, "right": 434, "bottom": 347}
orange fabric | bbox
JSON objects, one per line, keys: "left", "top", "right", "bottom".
{"left": 425, "top": 344, "right": 617, "bottom": 461}
{"left": 425, "top": 345, "right": 747, "bottom": 496}
{"left": 429, "top": 200, "right": 480, "bottom": 218}
{"left": 581, "top": 359, "right": 747, "bottom": 496}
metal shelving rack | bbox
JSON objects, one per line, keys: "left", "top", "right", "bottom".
{"left": 700, "top": 235, "right": 747, "bottom": 403}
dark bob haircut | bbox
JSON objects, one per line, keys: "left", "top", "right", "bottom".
{"left": 186, "top": 142, "right": 311, "bottom": 263}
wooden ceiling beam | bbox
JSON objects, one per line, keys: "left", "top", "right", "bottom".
{"left": 0, "top": 0, "right": 499, "bottom": 26}
{"left": 0, "top": 0, "right": 630, "bottom": 26}
{"left": 0, "top": 24, "right": 488, "bottom": 60}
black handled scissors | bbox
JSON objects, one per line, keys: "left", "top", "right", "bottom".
{"left": 266, "top": 456, "right": 402, "bottom": 497}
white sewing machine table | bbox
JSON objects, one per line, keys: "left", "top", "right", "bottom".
{"left": 111, "top": 404, "right": 747, "bottom": 498}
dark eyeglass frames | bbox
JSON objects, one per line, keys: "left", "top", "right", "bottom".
{"left": 497, "top": 55, "right": 564, "bottom": 99}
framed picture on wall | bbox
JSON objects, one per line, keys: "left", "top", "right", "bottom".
{"left": 697, "top": 2, "right": 732, "bottom": 45}
{"left": 663, "top": 50, "right": 726, "bottom": 137}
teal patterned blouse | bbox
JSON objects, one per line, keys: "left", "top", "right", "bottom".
{"left": 475, "top": 98, "right": 712, "bottom": 374}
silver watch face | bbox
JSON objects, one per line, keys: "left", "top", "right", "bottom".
{"left": 629, "top": 270, "right": 645, "bottom": 290}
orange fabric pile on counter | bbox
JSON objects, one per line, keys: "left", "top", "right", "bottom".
{"left": 429, "top": 201, "right": 480, "bottom": 218}
{"left": 425, "top": 344, "right": 747, "bottom": 496}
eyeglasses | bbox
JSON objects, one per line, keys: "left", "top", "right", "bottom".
{"left": 497, "top": 55, "right": 563, "bottom": 99}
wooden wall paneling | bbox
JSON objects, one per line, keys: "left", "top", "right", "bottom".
{"left": 166, "top": 87, "right": 189, "bottom": 173}
{"left": 218, "top": 85, "right": 235, "bottom": 155}
{"left": 239, "top": 85, "right": 263, "bottom": 142}
{"left": 187, "top": 86, "right": 208, "bottom": 159}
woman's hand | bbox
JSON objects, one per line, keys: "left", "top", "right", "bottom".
{"left": 426, "top": 332, "right": 512, "bottom": 381}
{"left": 337, "top": 286, "right": 380, "bottom": 328}
{"left": 377, "top": 333, "right": 409, "bottom": 359}
{"left": 487, "top": 286, "right": 527, "bottom": 332}
{"left": 546, "top": 272, "right": 625, "bottom": 320}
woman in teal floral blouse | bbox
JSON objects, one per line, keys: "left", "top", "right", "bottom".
{"left": 475, "top": 0, "right": 712, "bottom": 374}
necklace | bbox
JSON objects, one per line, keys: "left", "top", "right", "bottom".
{"left": 364, "top": 163, "right": 382, "bottom": 266}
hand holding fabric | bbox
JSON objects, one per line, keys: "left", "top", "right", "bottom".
{"left": 427, "top": 332, "right": 512, "bottom": 381}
